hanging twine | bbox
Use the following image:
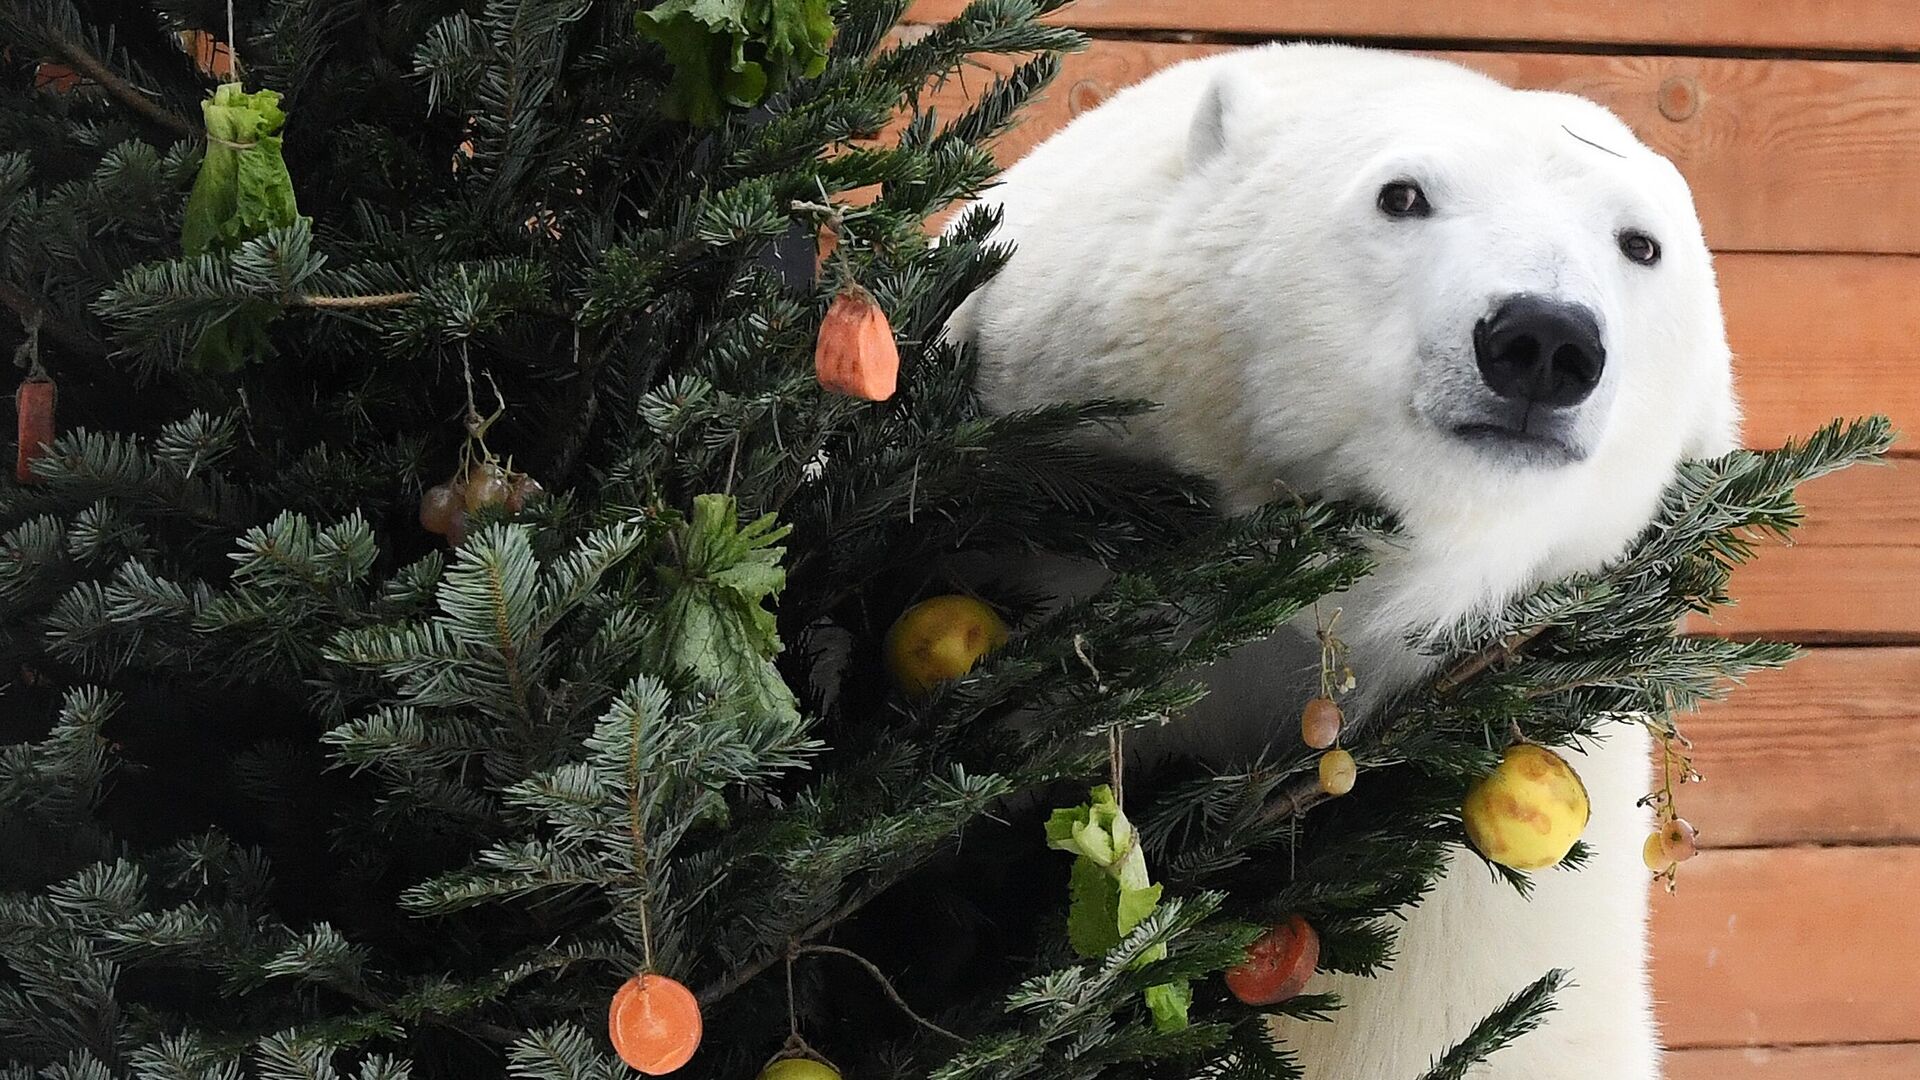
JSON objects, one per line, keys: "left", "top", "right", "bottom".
{"left": 224, "top": 0, "right": 242, "bottom": 84}
{"left": 1071, "top": 634, "right": 1122, "bottom": 804}
{"left": 786, "top": 943, "right": 963, "bottom": 1044}
{"left": 626, "top": 697, "right": 657, "bottom": 973}
{"left": 200, "top": 4, "right": 254, "bottom": 149}
{"left": 12, "top": 312, "right": 47, "bottom": 380}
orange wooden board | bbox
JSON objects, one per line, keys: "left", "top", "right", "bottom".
{"left": 1679, "top": 647, "right": 1920, "bottom": 846}
{"left": 918, "top": 40, "right": 1920, "bottom": 253}
{"left": 1457, "top": 52, "right": 1920, "bottom": 255}
{"left": 1691, "top": 461, "right": 1920, "bottom": 642}
{"left": 1650, "top": 846, "right": 1920, "bottom": 1048}
{"left": 1667, "top": 1044, "right": 1920, "bottom": 1080}
{"left": 908, "top": 1, "right": 1920, "bottom": 54}
{"left": 1720, "top": 254, "right": 1920, "bottom": 452}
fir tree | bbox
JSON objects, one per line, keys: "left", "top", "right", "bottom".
{"left": 0, "top": 3, "right": 1892, "bottom": 1079}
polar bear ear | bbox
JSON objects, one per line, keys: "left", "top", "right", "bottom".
{"left": 1186, "top": 71, "right": 1243, "bottom": 169}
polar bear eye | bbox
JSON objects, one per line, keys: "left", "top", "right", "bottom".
{"left": 1377, "top": 180, "right": 1431, "bottom": 219}
{"left": 1618, "top": 229, "right": 1661, "bottom": 266}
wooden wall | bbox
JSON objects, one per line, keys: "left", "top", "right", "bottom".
{"left": 906, "top": 2, "right": 1920, "bottom": 1074}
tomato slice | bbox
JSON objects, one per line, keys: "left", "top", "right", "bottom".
{"left": 1225, "top": 914, "right": 1320, "bottom": 1006}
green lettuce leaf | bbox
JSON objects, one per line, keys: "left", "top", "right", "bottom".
{"left": 1143, "top": 980, "right": 1192, "bottom": 1033}
{"left": 180, "top": 83, "right": 306, "bottom": 371}
{"left": 1051, "top": 785, "right": 1165, "bottom": 961}
{"left": 635, "top": 0, "right": 834, "bottom": 126}
{"left": 649, "top": 493, "right": 799, "bottom": 727}
{"left": 183, "top": 83, "right": 298, "bottom": 256}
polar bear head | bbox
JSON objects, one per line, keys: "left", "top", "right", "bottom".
{"left": 960, "top": 45, "right": 1739, "bottom": 599}
{"left": 1182, "top": 49, "right": 1735, "bottom": 488}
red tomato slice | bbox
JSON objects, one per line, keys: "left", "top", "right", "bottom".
{"left": 1225, "top": 914, "right": 1321, "bottom": 1006}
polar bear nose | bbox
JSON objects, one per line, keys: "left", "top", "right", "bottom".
{"left": 1473, "top": 295, "right": 1606, "bottom": 408}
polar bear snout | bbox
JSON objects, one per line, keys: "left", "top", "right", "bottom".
{"left": 1436, "top": 294, "right": 1609, "bottom": 464}
{"left": 1473, "top": 295, "right": 1606, "bottom": 409}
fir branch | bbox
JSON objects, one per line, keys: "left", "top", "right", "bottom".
{"left": 1431, "top": 625, "right": 1550, "bottom": 695}
{"left": 32, "top": 20, "right": 197, "bottom": 139}
{"left": 1411, "top": 969, "right": 1568, "bottom": 1080}
{"left": 289, "top": 292, "right": 420, "bottom": 310}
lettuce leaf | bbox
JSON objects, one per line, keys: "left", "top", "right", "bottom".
{"left": 183, "top": 84, "right": 299, "bottom": 256}
{"left": 1143, "top": 980, "right": 1192, "bottom": 1033}
{"left": 180, "top": 83, "right": 306, "bottom": 371}
{"left": 1048, "top": 785, "right": 1187, "bottom": 1028}
{"left": 636, "top": 0, "right": 833, "bottom": 126}
{"left": 648, "top": 493, "right": 800, "bottom": 728}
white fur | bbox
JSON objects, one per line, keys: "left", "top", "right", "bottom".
{"left": 950, "top": 45, "right": 1739, "bottom": 1079}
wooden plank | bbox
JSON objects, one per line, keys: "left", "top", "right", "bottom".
{"left": 1667, "top": 1044, "right": 1920, "bottom": 1080}
{"left": 1678, "top": 648, "right": 1920, "bottom": 846}
{"left": 923, "top": 41, "right": 1920, "bottom": 253}
{"left": 908, "top": 1, "right": 1920, "bottom": 54}
{"left": 1720, "top": 254, "right": 1920, "bottom": 452}
{"left": 1650, "top": 846, "right": 1920, "bottom": 1048}
{"left": 1690, "top": 461, "right": 1920, "bottom": 641}
{"left": 1453, "top": 52, "right": 1920, "bottom": 254}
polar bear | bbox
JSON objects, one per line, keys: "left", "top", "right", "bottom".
{"left": 950, "top": 45, "right": 1738, "bottom": 1080}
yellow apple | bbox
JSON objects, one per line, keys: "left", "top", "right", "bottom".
{"left": 884, "top": 594, "right": 1009, "bottom": 696}
{"left": 1462, "top": 743, "right": 1591, "bottom": 870}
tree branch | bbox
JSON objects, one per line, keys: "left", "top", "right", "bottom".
{"left": 47, "top": 31, "right": 196, "bottom": 139}
{"left": 1431, "top": 624, "right": 1550, "bottom": 695}
{"left": 290, "top": 291, "right": 420, "bottom": 310}
{"left": 695, "top": 869, "right": 915, "bottom": 1009}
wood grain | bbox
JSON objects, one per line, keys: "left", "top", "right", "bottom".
{"left": 1455, "top": 52, "right": 1920, "bottom": 254}
{"left": 1719, "top": 254, "right": 1920, "bottom": 451}
{"left": 1667, "top": 1044, "right": 1920, "bottom": 1080}
{"left": 1651, "top": 846, "right": 1920, "bottom": 1048}
{"left": 1678, "top": 647, "right": 1920, "bottom": 846}
{"left": 908, "top": 1, "right": 1920, "bottom": 54}
{"left": 1690, "top": 461, "right": 1920, "bottom": 642}
{"left": 920, "top": 40, "right": 1920, "bottom": 253}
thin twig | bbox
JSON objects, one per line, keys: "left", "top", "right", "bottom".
{"left": 1431, "top": 624, "right": 1550, "bottom": 695}
{"left": 626, "top": 685, "right": 656, "bottom": 973}
{"left": 290, "top": 291, "right": 420, "bottom": 310}
{"left": 695, "top": 876, "right": 890, "bottom": 1007}
{"left": 224, "top": 0, "right": 241, "bottom": 85}
{"left": 1071, "top": 634, "right": 1122, "bottom": 803}
{"left": 794, "top": 944, "right": 965, "bottom": 1043}
{"left": 723, "top": 429, "right": 743, "bottom": 496}
{"left": 47, "top": 32, "right": 196, "bottom": 138}
{"left": 1254, "top": 777, "right": 1326, "bottom": 831}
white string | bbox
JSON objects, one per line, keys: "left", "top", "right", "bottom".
{"left": 225, "top": 0, "right": 239, "bottom": 83}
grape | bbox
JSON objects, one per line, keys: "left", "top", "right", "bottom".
{"left": 419, "top": 484, "right": 461, "bottom": 535}
{"left": 464, "top": 464, "right": 510, "bottom": 510}
{"left": 1642, "top": 832, "right": 1672, "bottom": 872}
{"left": 1300, "top": 696, "right": 1342, "bottom": 749}
{"left": 506, "top": 474, "right": 545, "bottom": 512}
{"left": 1661, "top": 818, "right": 1700, "bottom": 863}
{"left": 1317, "top": 749, "right": 1357, "bottom": 796}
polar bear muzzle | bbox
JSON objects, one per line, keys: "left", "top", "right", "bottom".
{"left": 1448, "top": 293, "right": 1608, "bottom": 463}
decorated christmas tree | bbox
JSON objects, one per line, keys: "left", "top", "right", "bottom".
{"left": 0, "top": 3, "right": 1891, "bottom": 1079}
